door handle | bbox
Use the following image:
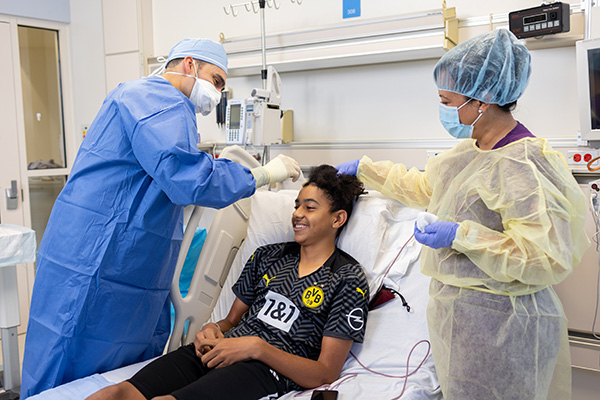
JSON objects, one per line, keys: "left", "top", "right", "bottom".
{"left": 5, "top": 180, "right": 18, "bottom": 210}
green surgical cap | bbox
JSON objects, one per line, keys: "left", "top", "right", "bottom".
{"left": 434, "top": 29, "right": 531, "bottom": 106}
{"left": 167, "top": 38, "right": 228, "bottom": 74}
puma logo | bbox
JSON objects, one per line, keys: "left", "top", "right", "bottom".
{"left": 356, "top": 287, "right": 366, "bottom": 298}
{"left": 263, "top": 274, "right": 275, "bottom": 286}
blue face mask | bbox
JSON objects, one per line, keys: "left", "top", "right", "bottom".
{"left": 439, "top": 98, "right": 483, "bottom": 139}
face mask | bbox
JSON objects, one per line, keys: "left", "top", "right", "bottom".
{"left": 439, "top": 98, "right": 483, "bottom": 139}
{"left": 166, "top": 63, "right": 222, "bottom": 116}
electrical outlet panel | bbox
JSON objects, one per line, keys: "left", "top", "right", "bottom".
{"left": 567, "top": 150, "right": 599, "bottom": 165}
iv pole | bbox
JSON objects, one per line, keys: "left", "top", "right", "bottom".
{"left": 259, "top": 0, "right": 268, "bottom": 90}
{"left": 223, "top": 0, "right": 301, "bottom": 163}
{"left": 258, "top": 0, "right": 270, "bottom": 162}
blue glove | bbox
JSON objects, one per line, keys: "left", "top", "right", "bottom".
{"left": 335, "top": 159, "right": 360, "bottom": 176}
{"left": 413, "top": 221, "right": 459, "bottom": 249}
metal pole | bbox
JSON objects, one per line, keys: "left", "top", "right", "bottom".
{"left": 584, "top": 0, "right": 591, "bottom": 40}
{"left": 0, "top": 265, "right": 21, "bottom": 395}
{"left": 259, "top": 0, "right": 267, "bottom": 89}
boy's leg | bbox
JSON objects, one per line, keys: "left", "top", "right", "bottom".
{"left": 86, "top": 382, "right": 145, "bottom": 400}
{"left": 171, "top": 360, "right": 286, "bottom": 400}
{"left": 127, "top": 344, "right": 208, "bottom": 399}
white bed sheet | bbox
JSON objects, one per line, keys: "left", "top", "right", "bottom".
{"left": 29, "top": 190, "right": 441, "bottom": 400}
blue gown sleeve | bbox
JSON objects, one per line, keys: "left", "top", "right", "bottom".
{"left": 127, "top": 102, "right": 256, "bottom": 208}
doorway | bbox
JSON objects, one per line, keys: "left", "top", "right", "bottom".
{"left": 0, "top": 15, "right": 74, "bottom": 369}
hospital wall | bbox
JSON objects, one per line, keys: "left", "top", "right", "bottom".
{"left": 67, "top": 0, "right": 584, "bottom": 169}
{"left": 149, "top": 0, "right": 582, "bottom": 169}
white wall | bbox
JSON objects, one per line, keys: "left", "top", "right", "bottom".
{"left": 149, "top": 0, "right": 582, "bottom": 148}
{"left": 69, "top": 0, "right": 107, "bottom": 149}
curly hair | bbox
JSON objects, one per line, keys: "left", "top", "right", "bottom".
{"left": 304, "top": 165, "right": 366, "bottom": 232}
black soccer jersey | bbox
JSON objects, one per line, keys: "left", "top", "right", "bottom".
{"left": 227, "top": 242, "right": 369, "bottom": 389}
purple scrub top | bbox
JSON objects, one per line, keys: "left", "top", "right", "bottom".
{"left": 492, "top": 121, "right": 535, "bottom": 149}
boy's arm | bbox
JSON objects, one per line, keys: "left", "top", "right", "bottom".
{"left": 216, "top": 297, "right": 249, "bottom": 332}
{"left": 258, "top": 335, "right": 353, "bottom": 387}
{"left": 194, "top": 298, "right": 249, "bottom": 354}
{"left": 199, "top": 335, "right": 353, "bottom": 388}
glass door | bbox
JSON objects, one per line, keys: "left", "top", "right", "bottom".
{"left": 18, "top": 25, "right": 68, "bottom": 250}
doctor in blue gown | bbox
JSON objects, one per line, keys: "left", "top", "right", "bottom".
{"left": 21, "top": 38, "right": 300, "bottom": 398}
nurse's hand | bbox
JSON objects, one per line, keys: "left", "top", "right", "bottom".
{"left": 413, "top": 221, "right": 459, "bottom": 249}
{"left": 335, "top": 159, "right": 359, "bottom": 176}
{"left": 194, "top": 322, "right": 224, "bottom": 356}
{"left": 199, "top": 336, "right": 263, "bottom": 368}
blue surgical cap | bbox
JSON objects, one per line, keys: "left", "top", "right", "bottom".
{"left": 434, "top": 29, "right": 531, "bottom": 106}
{"left": 166, "top": 38, "right": 228, "bottom": 74}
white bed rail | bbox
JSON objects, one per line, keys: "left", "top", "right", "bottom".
{"left": 168, "top": 146, "right": 261, "bottom": 352}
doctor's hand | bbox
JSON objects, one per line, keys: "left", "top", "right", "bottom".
{"left": 414, "top": 221, "right": 459, "bottom": 249}
{"left": 335, "top": 159, "right": 359, "bottom": 176}
{"left": 199, "top": 336, "right": 263, "bottom": 368}
{"left": 251, "top": 154, "right": 301, "bottom": 188}
{"left": 194, "top": 323, "right": 224, "bottom": 356}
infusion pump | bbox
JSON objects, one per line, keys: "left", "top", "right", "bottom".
{"left": 226, "top": 99, "right": 254, "bottom": 145}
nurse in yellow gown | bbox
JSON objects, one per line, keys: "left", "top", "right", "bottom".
{"left": 337, "top": 29, "right": 588, "bottom": 400}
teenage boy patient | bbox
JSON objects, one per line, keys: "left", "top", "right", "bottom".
{"left": 87, "top": 165, "right": 369, "bottom": 400}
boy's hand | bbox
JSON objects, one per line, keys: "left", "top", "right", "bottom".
{"left": 194, "top": 323, "right": 224, "bottom": 356}
{"left": 199, "top": 336, "right": 263, "bottom": 368}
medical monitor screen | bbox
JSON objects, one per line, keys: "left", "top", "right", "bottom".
{"left": 229, "top": 104, "right": 241, "bottom": 129}
{"left": 588, "top": 48, "right": 600, "bottom": 130}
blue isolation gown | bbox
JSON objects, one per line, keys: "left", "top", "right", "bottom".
{"left": 21, "top": 76, "right": 256, "bottom": 398}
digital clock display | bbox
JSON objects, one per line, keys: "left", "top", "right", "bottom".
{"left": 523, "top": 13, "right": 547, "bottom": 25}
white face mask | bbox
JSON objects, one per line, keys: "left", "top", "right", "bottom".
{"left": 166, "top": 62, "right": 222, "bottom": 116}
{"left": 190, "top": 63, "right": 222, "bottom": 115}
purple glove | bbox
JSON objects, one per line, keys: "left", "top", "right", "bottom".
{"left": 335, "top": 159, "right": 360, "bottom": 176}
{"left": 414, "top": 221, "right": 459, "bottom": 249}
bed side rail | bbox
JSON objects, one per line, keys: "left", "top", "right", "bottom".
{"left": 168, "top": 145, "right": 260, "bottom": 352}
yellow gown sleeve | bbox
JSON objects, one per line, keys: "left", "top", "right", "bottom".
{"left": 356, "top": 156, "right": 432, "bottom": 210}
{"left": 451, "top": 148, "right": 589, "bottom": 287}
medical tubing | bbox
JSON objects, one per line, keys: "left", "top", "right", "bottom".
{"left": 588, "top": 156, "right": 600, "bottom": 172}
{"left": 346, "top": 339, "right": 431, "bottom": 399}
{"left": 375, "top": 233, "right": 416, "bottom": 295}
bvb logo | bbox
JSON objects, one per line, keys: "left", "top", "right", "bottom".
{"left": 302, "top": 286, "right": 324, "bottom": 308}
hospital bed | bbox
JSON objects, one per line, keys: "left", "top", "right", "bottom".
{"left": 29, "top": 147, "right": 441, "bottom": 400}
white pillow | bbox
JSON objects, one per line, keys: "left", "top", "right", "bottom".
{"left": 337, "top": 192, "right": 422, "bottom": 298}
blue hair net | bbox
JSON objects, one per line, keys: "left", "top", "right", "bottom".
{"left": 434, "top": 29, "right": 531, "bottom": 106}
{"left": 167, "top": 38, "right": 228, "bottom": 74}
